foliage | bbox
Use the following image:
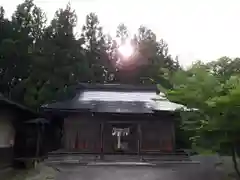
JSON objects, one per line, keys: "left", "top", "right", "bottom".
{"left": 0, "top": 0, "right": 180, "bottom": 107}
{"left": 158, "top": 58, "right": 240, "bottom": 177}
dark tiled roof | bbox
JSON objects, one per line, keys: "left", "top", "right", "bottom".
{"left": 43, "top": 100, "right": 153, "bottom": 114}
{"left": 77, "top": 83, "right": 158, "bottom": 92}
{"left": 91, "top": 101, "right": 153, "bottom": 113}
{"left": 0, "top": 94, "right": 39, "bottom": 117}
{"left": 42, "top": 83, "right": 157, "bottom": 113}
{"left": 42, "top": 83, "right": 184, "bottom": 113}
{"left": 42, "top": 99, "right": 93, "bottom": 111}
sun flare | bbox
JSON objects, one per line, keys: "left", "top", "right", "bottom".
{"left": 118, "top": 41, "right": 134, "bottom": 59}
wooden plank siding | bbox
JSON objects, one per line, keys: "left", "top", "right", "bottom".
{"left": 63, "top": 114, "right": 174, "bottom": 154}
{"left": 140, "top": 121, "right": 173, "bottom": 152}
{"left": 0, "top": 111, "right": 15, "bottom": 168}
{"left": 64, "top": 116, "right": 101, "bottom": 153}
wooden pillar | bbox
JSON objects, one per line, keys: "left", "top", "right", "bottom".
{"left": 36, "top": 124, "right": 41, "bottom": 158}
{"left": 100, "top": 122, "right": 104, "bottom": 159}
{"left": 137, "top": 123, "right": 142, "bottom": 160}
{"left": 171, "top": 121, "right": 176, "bottom": 152}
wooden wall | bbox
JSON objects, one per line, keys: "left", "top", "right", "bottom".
{"left": 141, "top": 121, "right": 174, "bottom": 152}
{"left": 0, "top": 109, "right": 16, "bottom": 167}
{"left": 63, "top": 114, "right": 175, "bottom": 153}
{"left": 64, "top": 115, "right": 101, "bottom": 152}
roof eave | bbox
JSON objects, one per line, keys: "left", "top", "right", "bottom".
{"left": 0, "top": 95, "right": 40, "bottom": 117}
{"left": 76, "top": 83, "right": 158, "bottom": 92}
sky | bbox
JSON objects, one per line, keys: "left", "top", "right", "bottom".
{"left": 2, "top": 0, "right": 240, "bottom": 67}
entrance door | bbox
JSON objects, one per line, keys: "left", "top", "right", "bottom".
{"left": 103, "top": 123, "right": 138, "bottom": 154}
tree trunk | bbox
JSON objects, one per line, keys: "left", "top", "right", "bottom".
{"left": 231, "top": 144, "right": 240, "bottom": 179}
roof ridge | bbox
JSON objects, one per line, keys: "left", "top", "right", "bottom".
{"left": 77, "top": 83, "right": 157, "bottom": 91}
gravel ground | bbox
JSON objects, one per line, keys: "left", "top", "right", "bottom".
{"left": 54, "top": 163, "right": 225, "bottom": 180}
{"left": 2, "top": 155, "right": 236, "bottom": 180}
{"left": 0, "top": 164, "right": 227, "bottom": 180}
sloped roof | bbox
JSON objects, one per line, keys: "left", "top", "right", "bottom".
{"left": 42, "top": 83, "right": 184, "bottom": 114}
{"left": 76, "top": 83, "right": 158, "bottom": 92}
{"left": 0, "top": 94, "right": 39, "bottom": 118}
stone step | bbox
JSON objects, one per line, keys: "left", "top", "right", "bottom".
{"left": 46, "top": 155, "right": 190, "bottom": 164}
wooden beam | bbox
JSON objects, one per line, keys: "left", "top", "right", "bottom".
{"left": 107, "top": 121, "right": 139, "bottom": 124}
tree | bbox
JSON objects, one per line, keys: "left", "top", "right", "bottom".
{"left": 0, "top": 6, "right": 14, "bottom": 95}
{"left": 206, "top": 56, "right": 240, "bottom": 82}
{"left": 81, "top": 13, "right": 110, "bottom": 83}
{"left": 0, "top": 1, "right": 179, "bottom": 106}
{"left": 0, "top": 6, "right": 4, "bottom": 20}
{"left": 132, "top": 26, "right": 180, "bottom": 86}
{"left": 113, "top": 23, "right": 137, "bottom": 83}
{"left": 116, "top": 23, "right": 129, "bottom": 43}
{"left": 159, "top": 62, "right": 240, "bottom": 178}
{"left": 23, "top": 3, "right": 86, "bottom": 107}
{"left": 0, "top": 0, "right": 46, "bottom": 103}
{"left": 113, "top": 25, "right": 180, "bottom": 85}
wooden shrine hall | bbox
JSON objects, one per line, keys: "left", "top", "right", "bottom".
{"left": 42, "top": 83, "right": 184, "bottom": 156}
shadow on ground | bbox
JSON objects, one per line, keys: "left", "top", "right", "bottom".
{"left": 2, "top": 154, "right": 236, "bottom": 180}
{"left": 1, "top": 164, "right": 56, "bottom": 180}
{"left": 54, "top": 163, "right": 225, "bottom": 180}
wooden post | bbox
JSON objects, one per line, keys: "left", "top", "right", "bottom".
{"left": 171, "top": 121, "right": 176, "bottom": 152}
{"left": 137, "top": 123, "right": 142, "bottom": 160}
{"left": 36, "top": 124, "right": 41, "bottom": 158}
{"left": 100, "top": 122, "right": 104, "bottom": 159}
